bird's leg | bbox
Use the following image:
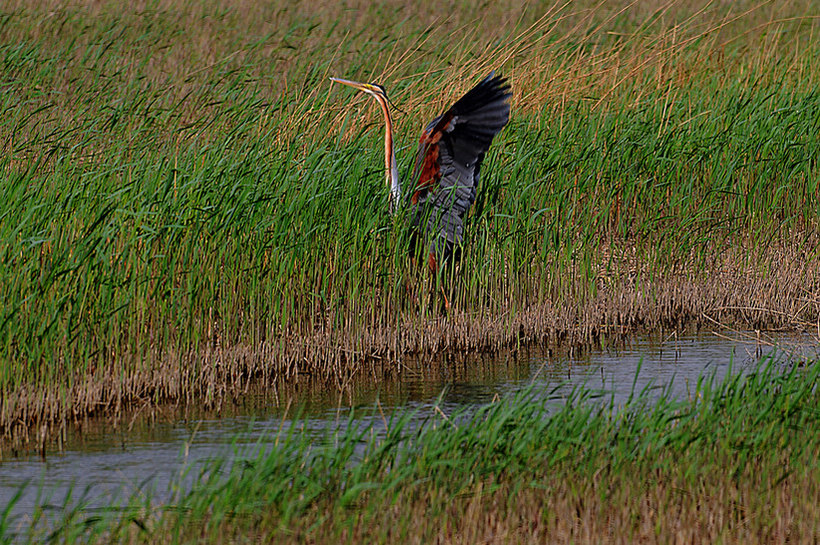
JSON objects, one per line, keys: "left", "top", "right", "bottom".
{"left": 439, "top": 260, "right": 460, "bottom": 314}
{"left": 438, "top": 284, "right": 451, "bottom": 313}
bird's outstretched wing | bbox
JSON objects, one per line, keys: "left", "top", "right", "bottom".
{"left": 409, "top": 72, "right": 511, "bottom": 268}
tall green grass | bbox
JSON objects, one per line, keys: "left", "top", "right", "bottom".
{"left": 1, "top": 0, "right": 820, "bottom": 432}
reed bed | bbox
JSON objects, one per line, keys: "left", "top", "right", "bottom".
{"left": 5, "top": 355, "right": 819, "bottom": 543}
{"left": 2, "top": 0, "right": 820, "bottom": 439}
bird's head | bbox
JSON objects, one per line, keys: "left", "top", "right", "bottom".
{"left": 330, "top": 77, "right": 388, "bottom": 100}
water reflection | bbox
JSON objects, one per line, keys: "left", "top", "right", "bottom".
{"left": 0, "top": 329, "right": 816, "bottom": 529}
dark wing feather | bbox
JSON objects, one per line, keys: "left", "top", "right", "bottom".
{"left": 409, "top": 72, "right": 511, "bottom": 267}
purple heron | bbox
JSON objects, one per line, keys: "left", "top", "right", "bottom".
{"left": 331, "top": 72, "right": 511, "bottom": 305}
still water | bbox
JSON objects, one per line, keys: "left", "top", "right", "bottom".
{"left": 0, "top": 329, "right": 816, "bottom": 528}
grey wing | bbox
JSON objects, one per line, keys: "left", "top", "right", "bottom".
{"left": 409, "top": 73, "right": 512, "bottom": 266}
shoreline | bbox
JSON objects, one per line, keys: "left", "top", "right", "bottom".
{"left": 4, "top": 238, "right": 817, "bottom": 449}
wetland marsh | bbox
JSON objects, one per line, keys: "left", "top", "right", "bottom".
{"left": 3, "top": 330, "right": 820, "bottom": 542}
{"left": 2, "top": 0, "right": 820, "bottom": 541}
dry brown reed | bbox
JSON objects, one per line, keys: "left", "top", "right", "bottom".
{"left": 285, "top": 469, "right": 819, "bottom": 544}
{"left": 5, "top": 0, "right": 816, "bottom": 154}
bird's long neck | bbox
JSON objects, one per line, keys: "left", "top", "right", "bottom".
{"left": 376, "top": 96, "right": 401, "bottom": 212}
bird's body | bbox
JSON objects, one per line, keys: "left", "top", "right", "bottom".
{"left": 331, "top": 72, "right": 511, "bottom": 284}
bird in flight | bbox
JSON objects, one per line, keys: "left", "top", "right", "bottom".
{"left": 331, "top": 72, "right": 511, "bottom": 308}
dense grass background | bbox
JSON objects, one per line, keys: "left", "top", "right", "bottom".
{"left": 1, "top": 0, "right": 820, "bottom": 434}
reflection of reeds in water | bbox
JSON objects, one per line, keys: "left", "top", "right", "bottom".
{"left": 14, "top": 357, "right": 818, "bottom": 543}
{"left": 2, "top": 0, "right": 820, "bottom": 442}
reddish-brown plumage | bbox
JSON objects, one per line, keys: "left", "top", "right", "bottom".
{"left": 427, "top": 251, "right": 438, "bottom": 273}
{"left": 411, "top": 113, "right": 453, "bottom": 204}
{"left": 411, "top": 131, "right": 441, "bottom": 204}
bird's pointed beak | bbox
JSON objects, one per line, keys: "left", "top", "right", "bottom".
{"left": 330, "top": 77, "right": 373, "bottom": 93}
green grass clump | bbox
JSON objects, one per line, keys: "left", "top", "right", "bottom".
{"left": 1, "top": 0, "right": 820, "bottom": 433}
{"left": 8, "top": 356, "right": 819, "bottom": 543}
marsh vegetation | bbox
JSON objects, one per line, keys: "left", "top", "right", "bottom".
{"left": 3, "top": 354, "right": 818, "bottom": 543}
{"left": 1, "top": 0, "right": 819, "bottom": 482}
{"left": 2, "top": 0, "right": 820, "bottom": 541}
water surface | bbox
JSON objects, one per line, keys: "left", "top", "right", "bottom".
{"left": 1, "top": 328, "right": 816, "bottom": 529}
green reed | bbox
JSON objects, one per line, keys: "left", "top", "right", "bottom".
{"left": 1, "top": 0, "right": 819, "bottom": 428}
